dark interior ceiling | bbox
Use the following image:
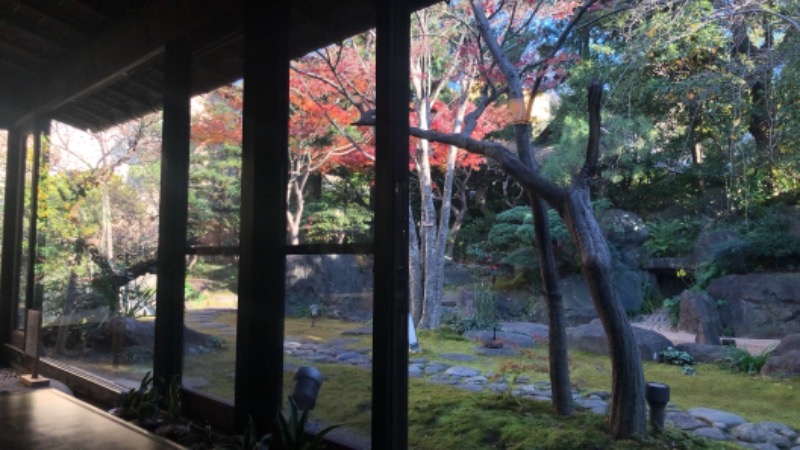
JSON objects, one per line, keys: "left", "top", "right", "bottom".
{"left": 0, "top": 0, "right": 437, "bottom": 132}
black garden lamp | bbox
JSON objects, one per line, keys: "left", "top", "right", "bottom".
{"left": 646, "top": 382, "right": 670, "bottom": 433}
{"left": 290, "top": 366, "right": 324, "bottom": 410}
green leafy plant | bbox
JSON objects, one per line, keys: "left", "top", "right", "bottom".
{"left": 662, "top": 296, "right": 682, "bottom": 328}
{"left": 658, "top": 347, "right": 695, "bottom": 366}
{"left": 166, "top": 375, "right": 182, "bottom": 424}
{"left": 185, "top": 283, "right": 203, "bottom": 302}
{"left": 261, "top": 398, "right": 341, "bottom": 450}
{"left": 117, "top": 371, "right": 161, "bottom": 422}
{"left": 459, "top": 285, "right": 499, "bottom": 332}
{"left": 644, "top": 218, "right": 700, "bottom": 257}
{"left": 722, "top": 347, "right": 773, "bottom": 375}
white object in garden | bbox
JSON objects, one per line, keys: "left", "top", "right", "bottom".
{"left": 409, "top": 314, "right": 421, "bottom": 353}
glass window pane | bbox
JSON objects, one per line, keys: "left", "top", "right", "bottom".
{"left": 0, "top": 130, "right": 5, "bottom": 270}
{"left": 188, "top": 84, "right": 242, "bottom": 248}
{"left": 40, "top": 117, "right": 161, "bottom": 387}
{"left": 183, "top": 255, "right": 238, "bottom": 402}
{"left": 17, "top": 134, "right": 34, "bottom": 329}
{"left": 284, "top": 254, "right": 373, "bottom": 446}
{"left": 288, "top": 41, "right": 376, "bottom": 246}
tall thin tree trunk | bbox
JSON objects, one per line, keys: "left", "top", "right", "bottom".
{"left": 409, "top": 206, "right": 423, "bottom": 326}
{"left": 515, "top": 120, "right": 574, "bottom": 416}
{"left": 100, "top": 190, "right": 114, "bottom": 261}
{"left": 55, "top": 271, "right": 78, "bottom": 355}
{"left": 533, "top": 195, "right": 573, "bottom": 416}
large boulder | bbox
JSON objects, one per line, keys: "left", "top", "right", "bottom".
{"left": 761, "top": 334, "right": 800, "bottom": 377}
{"left": 611, "top": 261, "right": 652, "bottom": 313}
{"left": 566, "top": 322, "right": 673, "bottom": 361}
{"left": 599, "top": 208, "right": 650, "bottom": 252}
{"left": 286, "top": 254, "right": 373, "bottom": 321}
{"left": 529, "top": 274, "right": 598, "bottom": 326}
{"left": 677, "top": 290, "right": 723, "bottom": 336}
{"left": 707, "top": 273, "right": 800, "bottom": 338}
{"left": 529, "top": 271, "right": 652, "bottom": 327}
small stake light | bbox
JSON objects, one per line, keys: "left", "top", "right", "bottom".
{"left": 646, "top": 382, "right": 670, "bottom": 433}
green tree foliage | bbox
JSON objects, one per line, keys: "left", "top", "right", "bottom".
{"left": 549, "top": 0, "right": 800, "bottom": 217}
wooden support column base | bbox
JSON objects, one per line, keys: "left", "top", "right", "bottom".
{"left": 20, "top": 375, "right": 50, "bottom": 388}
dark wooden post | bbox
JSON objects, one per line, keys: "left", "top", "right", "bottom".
{"left": 0, "top": 128, "right": 25, "bottom": 340}
{"left": 237, "top": 0, "right": 289, "bottom": 432}
{"left": 154, "top": 39, "right": 192, "bottom": 392}
{"left": 373, "top": 0, "right": 410, "bottom": 448}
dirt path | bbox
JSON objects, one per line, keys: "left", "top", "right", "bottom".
{"left": 633, "top": 309, "right": 779, "bottom": 355}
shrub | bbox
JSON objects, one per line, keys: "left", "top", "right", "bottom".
{"left": 644, "top": 218, "right": 700, "bottom": 257}
{"left": 662, "top": 296, "right": 682, "bottom": 327}
{"left": 460, "top": 285, "right": 499, "bottom": 332}
{"left": 658, "top": 347, "right": 695, "bottom": 366}
{"left": 722, "top": 347, "right": 773, "bottom": 375}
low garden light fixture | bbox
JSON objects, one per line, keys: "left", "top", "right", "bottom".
{"left": 646, "top": 381, "right": 670, "bottom": 433}
{"left": 309, "top": 304, "right": 320, "bottom": 328}
{"left": 290, "top": 366, "right": 324, "bottom": 411}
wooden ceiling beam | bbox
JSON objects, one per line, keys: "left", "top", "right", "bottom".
{"left": 5, "top": 0, "right": 245, "bottom": 129}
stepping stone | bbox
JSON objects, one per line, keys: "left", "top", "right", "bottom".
{"left": 457, "top": 384, "right": 485, "bottom": 393}
{"left": 487, "top": 383, "right": 508, "bottom": 393}
{"left": 574, "top": 397, "right": 608, "bottom": 415}
{"left": 425, "top": 363, "right": 449, "bottom": 375}
{"left": 688, "top": 407, "right": 747, "bottom": 429}
{"left": 439, "top": 353, "right": 479, "bottom": 362}
{"left": 666, "top": 411, "right": 707, "bottom": 431}
{"left": 429, "top": 375, "right": 459, "bottom": 385}
{"left": 336, "top": 351, "right": 363, "bottom": 362}
{"left": 471, "top": 346, "right": 519, "bottom": 357}
{"left": 445, "top": 366, "right": 480, "bottom": 377}
{"left": 731, "top": 422, "right": 797, "bottom": 449}
{"left": 408, "top": 364, "right": 423, "bottom": 378}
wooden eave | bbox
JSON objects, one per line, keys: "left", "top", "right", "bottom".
{"left": 0, "top": 0, "right": 440, "bottom": 132}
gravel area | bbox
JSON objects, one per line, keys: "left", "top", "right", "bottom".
{"left": 633, "top": 310, "right": 779, "bottom": 355}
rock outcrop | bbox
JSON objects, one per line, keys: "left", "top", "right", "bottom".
{"left": 677, "top": 290, "right": 723, "bottom": 336}
{"left": 566, "top": 322, "right": 673, "bottom": 360}
{"left": 707, "top": 273, "right": 800, "bottom": 338}
{"left": 761, "top": 334, "right": 800, "bottom": 377}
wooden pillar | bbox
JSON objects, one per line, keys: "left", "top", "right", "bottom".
{"left": 236, "top": 0, "right": 289, "bottom": 432}
{"left": 373, "top": 0, "right": 410, "bottom": 448}
{"left": 0, "top": 128, "right": 25, "bottom": 341}
{"left": 154, "top": 39, "right": 192, "bottom": 392}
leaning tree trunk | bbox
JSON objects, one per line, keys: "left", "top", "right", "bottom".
{"left": 514, "top": 117, "right": 574, "bottom": 416}
{"left": 562, "top": 188, "right": 647, "bottom": 439}
{"left": 531, "top": 194, "right": 574, "bottom": 416}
